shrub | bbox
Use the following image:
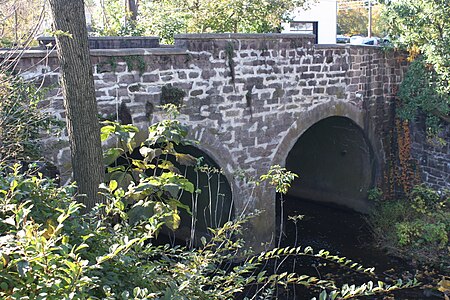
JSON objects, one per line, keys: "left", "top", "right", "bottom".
{"left": 370, "top": 185, "right": 450, "bottom": 270}
{"left": 1, "top": 109, "right": 417, "bottom": 299}
{"left": 0, "top": 164, "right": 91, "bottom": 299}
{"left": 0, "top": 73, "right": 60, "bottom": 163}
{"left": 0, "top": 168, "right": 414, "bottom": 299}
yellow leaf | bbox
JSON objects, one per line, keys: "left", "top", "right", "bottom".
{"left": 438, "top": 277, "right": 450, "bottom": 293}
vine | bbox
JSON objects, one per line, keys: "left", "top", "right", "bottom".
{"left": 225, "top": 41, "right": 235, "bottom": 87}
{"left": 122, "top": 55, "right": 146, "bottom": 75}
{"left": 99, "top": 56, "right": 146, "bottom": 75}
{"left": 98, "top": 57, "right": 117, "bottom": 73}
{"left": 245, "top": 86, "right": 253, "bottom": 118}
{"left": 394, "top": 118, "right": 421, "bottom": 194}
{"left": 382, "top": 97, "right": 421, "bottom": 198}
{"left": 160, "top": 84, "right": 186, "bottom": 107}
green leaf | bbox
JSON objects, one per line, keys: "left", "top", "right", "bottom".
{"left": 109, "top": 180, "right": 118, "bottom": 191}
{"left": 164, "top": 183, "right": 180, "bottom": 198}
{"left": 175, "top": 153, "right": 197, "bottom": 166}
{"left": 319, "top": 290, "right": 328, "bottom": 300}
{"left": 133, "top": 287, "right": 141, "bottom": 297}
{"left": 164, "top": 210, "right": 181, "bottom": 230}
{"left": 101, "top": 125, "right": 116, "bottom": 141}
{"left": 103, "top": 147, "right": 124, "bottom": 165}
{"left": 3, "top": 216, "right": 15, "bottom": 226}
{"left": 10, "top": 179, "right": 18, "bottom": 192}
{"left": 139, "top": 146, "right": 156, "bottom": 161}
{"left": 0, "top": 282, "right": 7, "bottom": 291}
{"left": 128, "top": 203, "right": 155, "bottom": 224}
{"left": 115, "top": 200, "right": 125, "bottom": 211}
{"left": 75, "top": 243, "right": 90, "bottom": 252}
{"left": 167, "top": 198, "right": 191, "bottom": 214}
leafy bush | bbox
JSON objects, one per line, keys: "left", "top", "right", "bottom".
{"left": 370, "top": 185, "right": 450, "bottom": 270}
{"left": 0, "top": 107, "right": 417, "bottom": 299}
{"left": 0, "top": 164, "right": 91, "bottom": 298}
{"left": 0, "top": 73, "right": 60, "bottom": 163}
{"left": 0, "top": 167, "right": 415, "bottom": 299}
{"left": 397, "top": 58, "right": 449, "bottom": 134}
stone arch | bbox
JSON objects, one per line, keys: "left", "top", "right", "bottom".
{"left": 168, "top": 143, "right": 234, "bottom": 244}
{"left": 113, "top": 124, "right": 235, "bottom": 245}
{"left": 131, "top": 122, "right": 239, "bottom": 218}
{"left": 188, "top": 125, "right": 238, "bottom": 196}
{"left": 272, "top": 101, "right": 379, "bottom": 212}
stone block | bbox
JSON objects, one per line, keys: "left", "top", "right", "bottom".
{"left": 190, "top": 89, "right": 204, "bottom": 97}
{"left": 309, "top": 65, "right": 321, "bottom": 72}
{"left": 142, "top": 73, "right": 160, "bottom": 82}
{"left": 313, "top": 87, "right": 325, "bottom": 94}
{"left": 302, "top": 88, "right": 312, "bottom": 96}
{"left": 300, "top": 73, "right": 315, "bottom": 80}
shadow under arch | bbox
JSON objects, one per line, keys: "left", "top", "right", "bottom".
{"left": 115, "top": 125, "right": 235, "bottom": 246}
{"left": 272, "top": 101, "right": 378, "bottom": 213}
{"left": 170, "top": 144, "right": 234, "bottom": 245}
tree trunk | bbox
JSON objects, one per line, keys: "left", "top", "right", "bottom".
{"left": 48, "top": 0, "right": 104, "bottom": 209}
{"left": 128, "top": 0, "right": 138, "bottom": 21}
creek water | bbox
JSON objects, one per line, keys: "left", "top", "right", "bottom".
{"left": 266, "top": 196, "right": 443, "bottom": 300}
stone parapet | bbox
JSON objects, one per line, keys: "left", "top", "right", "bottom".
{"left": 37, "top": 36, "right": 160, "bottom": 49}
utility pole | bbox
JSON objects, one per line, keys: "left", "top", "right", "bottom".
{"left": 368, "top": 0, "right": 372, "bottom": 37}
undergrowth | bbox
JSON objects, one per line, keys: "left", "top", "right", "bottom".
{"left": 369, "top": 185, "right": 450, "bottom": 274}
{"left": 0, "top": 101, "right": 418, "bottom": 299}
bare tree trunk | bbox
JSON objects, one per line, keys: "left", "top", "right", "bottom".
{"left": 128, "top": 0, "right": 138, "bottom": 21}
{"left": 48, "top": 0, "right": 104, "bottom": 210}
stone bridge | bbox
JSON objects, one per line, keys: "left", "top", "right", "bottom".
{"left": 12, "top": 34, "right": 409, "bottom": 249}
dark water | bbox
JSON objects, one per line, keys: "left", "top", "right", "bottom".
{"left": 265, "top": 196, "right": 443, "bottom": 300}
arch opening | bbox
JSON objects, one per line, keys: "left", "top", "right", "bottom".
{"left": 110, "top": 144, "right": 233, "bottom": 247}
{"left": 284, "top": 116, "right": 376, "bottom": 212}
{"left": 172, "top": 145, "right": 234, "bottom": 245}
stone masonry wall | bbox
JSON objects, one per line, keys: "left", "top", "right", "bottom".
{"left": 410, "top": 118, "right": 450, "bottom": 191}
{"left": 7, "top": 34, "right": 409, "bottom": 250}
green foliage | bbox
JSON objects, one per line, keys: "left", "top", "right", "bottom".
{"left": 0, "top": 166, "right": 416, "bottom": 299}
{"left": 1, "top": 104, "right": 417, "bottom": 299}
{"left": 260, "top": 165, "right": 298, "bottom": 195}
{"left": 139, "top": 3, "right": 187, "bottom": 44}
{"left": 382, "top": 0, "right": 450, "bottom": 130}
{"left": 160, "top": 84, "right": 186, "bottom": 107}
{"left": 0, "top": 74, "right": 61, "bottom": 163}
{"left": 0, "top": 164, "right": 90, "bottom": 299}
{"left": 337, "top": 5, "right": 387, "bottom": 37}
{"left": 123, "top": 56, "right": 146, "bottom": 75}
{"left": 369, "top": 185, "right": 450, "bottom": 269}
{"left": 367, "top": 187, "right": 383, "bottom": 201}
{"left": 314, "top": 278, "right": 419, "bottom": 300}
{"left": 92, "top": 0, "right": 310, "bottom": 44}
{"left": 0, "top": 0, "right": 48, "bottom": 48}
{"left": 397, "top": 58, "right": 448, "bottom": 134}
{"left": 91, "top": 0, "right": 145, "bottom": 36}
